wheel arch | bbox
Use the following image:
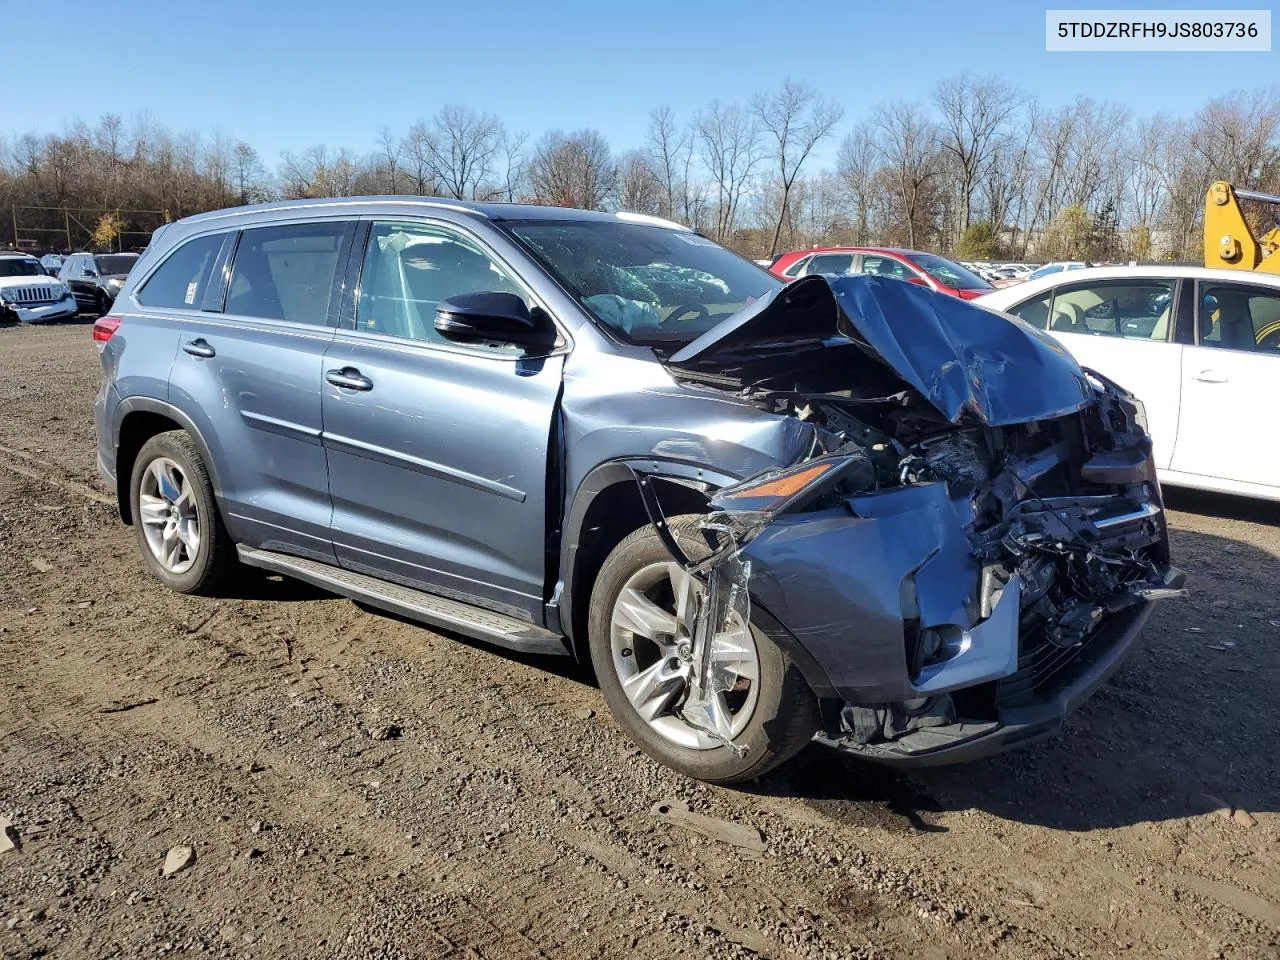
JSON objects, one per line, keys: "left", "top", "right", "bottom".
{"left": 113, "top": 397, "right": 224, "bottom": 525}
{"left": 558, "top": 459, "right": 738, "bottom": 661}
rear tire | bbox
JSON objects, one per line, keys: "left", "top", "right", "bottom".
{"left": 588, "top": 515, "right": 819, "bottom": 783}
{"left": 129, "top": 430, "right": 237, "bottom": 595}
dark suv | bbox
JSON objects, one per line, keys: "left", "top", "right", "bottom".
{"left": 61, "top": 252, "right": 139, "bottom": 314}
{"left": 93, "top": 198, "right": 1183, "bottom": 783}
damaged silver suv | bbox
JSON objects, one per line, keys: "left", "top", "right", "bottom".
{"left": 94, "top": 198, "right": 1184, "bottom": 783}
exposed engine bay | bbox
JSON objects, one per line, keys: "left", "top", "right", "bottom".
{"left": 649, "top": 274, "right": 1185, "bottom": 761}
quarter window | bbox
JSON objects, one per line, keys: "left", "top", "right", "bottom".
{"left": 137, "top": 233, "right": 226, "bottom": 309}
{"left": 781, "top": 255, "right": 811, "bottom": 278}
{"left": 356, "top": 221, "right": 529, "bottom": 350}
{"left": 1198, "top": 283, "right": 1280, "bottom": 353}
{"left": 225, "top": 222, "right": 347, "bottom": 324}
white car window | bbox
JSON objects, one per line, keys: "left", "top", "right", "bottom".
{"left": 1198, "top": 283, "right": 1280, "bottom": 354}
{"left": 1046, "top": 280, "right": 1175, "bottom": 339}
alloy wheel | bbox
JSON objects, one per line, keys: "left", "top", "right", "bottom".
{"left": 137, "top": 457, "right": 201, "bottom": 575}
{"left": 609, "top": 561, "right": 760, "bottom": 750}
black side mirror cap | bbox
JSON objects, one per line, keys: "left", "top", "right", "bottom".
{"left": 435, "top": 292, "right": 556, "bottom": 347}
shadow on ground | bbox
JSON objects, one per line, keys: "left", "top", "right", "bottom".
{"left": 749, "top": 520, "right": 1280, "bottom": 833}
{"left": 214, "top": 501, "right": 1278, "bottom": 835}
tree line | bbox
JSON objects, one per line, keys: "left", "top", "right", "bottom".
{"left": 2, "top": 76, "right": 1278, "bottom": 261}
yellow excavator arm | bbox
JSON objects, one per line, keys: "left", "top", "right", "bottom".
{"left": 1204, "top": 180, "right": 1280, "bottom": 274}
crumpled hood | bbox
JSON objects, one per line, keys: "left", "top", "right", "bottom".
{"left": 669, "top": 274, "right": 1095, "bottom": 426}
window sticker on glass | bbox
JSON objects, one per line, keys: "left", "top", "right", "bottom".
{"left": 673, "top": 233, "right": 718, "bottom": 247}
{"left": 185, "top": 281, "right": 199, "bottom": 305}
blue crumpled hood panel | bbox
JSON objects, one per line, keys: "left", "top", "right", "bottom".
{"left": 829, "top": 275, "right": 1094, "bottom": 425}
{"left": 670, "top": 274, "right": 1096, "bottom": 426}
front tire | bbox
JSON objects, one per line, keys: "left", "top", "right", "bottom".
{"left": 96, "top": 290, "right": 112, "bottom": 316}
{"left": 588, "top": 515, "right": 819, "bottom": 783}
{"left": 129, "top": 430, "right": 237, "bottom": 594}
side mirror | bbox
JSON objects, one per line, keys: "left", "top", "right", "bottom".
{"left": 84, "top": 268, "right": 98, "bottom": 278}
{"left": 435, "top": 292, "right": 555, "bottom": 347}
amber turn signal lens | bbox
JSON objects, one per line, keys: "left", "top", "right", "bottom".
{"left": 719, "top": 461, "right": 835, "bottom": 501}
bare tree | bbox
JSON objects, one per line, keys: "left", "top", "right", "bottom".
{"left": 617, "top": 150, "right": 663, "bottom": 214}
{"left": 401, "top": 121, "right": 436, "bottom": 195}
{"left": 753, "top": 79, "right": 843, "bottom": 256}
{"left": 422, "top": 104, "right": 504, "bottom": 200}
{"left": 870, "top": 100, "right": 942, "bottom": 249}
{"left": 932, "top": 73, "right": 1023, "bottom": 239}
{"left": 376, "top": 126, "right": 402, "bottom": 194}
{"left": 836, "top": 121, "right": 877, "bottom": 244}
{"left": 697, "top": 101, "right": 762, "bottom": 242}
{"left": 232, "top": 142, "right": 266, "bottom": 204}
{"left": 646, "top": 105, "right": 694, "bottom": 222}
{"left": 498, "top": 130, "right": 529, "bottom": 202}
{"left": 528, "top": 129, "right": 616, "bottom": 209}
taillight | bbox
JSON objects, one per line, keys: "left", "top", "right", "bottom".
{"left": 93, "top": 315, "right": 121, "bottom": 349}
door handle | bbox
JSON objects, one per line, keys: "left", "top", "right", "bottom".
{"left": 182, "top": 338, "right": 215, "bottom": 359}
{"left": 1193, "top": 369, "right": 1228, "bottom": 383}
{"left": 326, "top": 367, "right": 373, "bottom": 391}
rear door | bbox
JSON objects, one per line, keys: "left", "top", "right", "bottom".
{"left": 321, "top": 217, "right": 565, "bottom": 621}
{"left": 165, "top": 219, "right": 355, "bottom": 561}
{"left": 1006, "top": 276, "right": 1183, "bottom": 470}
{"left": 1170, "top": 280, "right": 1280, "bottom": 490}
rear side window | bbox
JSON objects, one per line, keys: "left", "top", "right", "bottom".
{"left": 225, "top": 222, "right": 347, "bottom": 324}
{"left": 805, "top": 253, "right": 854, "bottom": 275}
{"left": 859, "top": 255, "right": 913, "bottom": 280}
{"left": 137, "top": 234, "right": 225, "bottom": 309}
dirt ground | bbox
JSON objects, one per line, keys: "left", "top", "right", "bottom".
{"left": 1, "top": 321, "right": 1278, "bottom": 960}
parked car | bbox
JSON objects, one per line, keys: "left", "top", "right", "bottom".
{"left": 40, "top": 253, "right": 65, "bottom": 276}
{"left": 61, "top": 252, "right": 140, "bottom": 314}
{"left": 94, "top": 199, "right": 1182, "bottom": 782}
{"left": 1027, "top": 261, "right": 1090, "bottom": 281}
{"left": 978, "top": 265, "right": 1280, "bottom": 501}
{"left": 0, "top": 252, "right": 78, "bottom": 323}
{"left": 769, "top": 246, "right": 994, "bottom": 300}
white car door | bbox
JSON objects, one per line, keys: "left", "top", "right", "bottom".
{"left": 1002, "top": 277, "right": 1183, "bottom": 470}
{"left": 1169, "top": 280, "right": 1280, "bottom": 491}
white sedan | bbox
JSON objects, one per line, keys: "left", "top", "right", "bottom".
{"left": 977, "top": 265, "right": 1280, "bottom": 502}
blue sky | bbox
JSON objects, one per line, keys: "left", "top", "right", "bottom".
{"left": 8, "top": 0, "right": 1276, "bottom": 164}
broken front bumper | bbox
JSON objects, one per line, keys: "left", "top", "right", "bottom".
{"left": 6, "top": 295, "right": 78, "bottom": 323}
{"left": 738, "top": 479, "right": 1183, "bottom": 766}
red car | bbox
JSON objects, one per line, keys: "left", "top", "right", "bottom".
{"left": 767, "top": 246, "right": 994, "bottom": 300}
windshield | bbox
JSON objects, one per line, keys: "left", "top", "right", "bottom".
{"left": 906, "top": 253, "right": 992, "bottom": 291}
{"left": 0, "top": 259, "right": 44, "bottom": 278}
{"left": 95, "top": 255, "right": 138, "bottom": 276}
{"left": 505, "top": 220, "right": 780, "bottom": 346}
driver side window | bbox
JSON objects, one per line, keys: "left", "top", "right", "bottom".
{"left": 356, "top": 221, "right": 530, "bottom": 351}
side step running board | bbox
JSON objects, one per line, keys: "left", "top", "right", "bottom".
{"left": 236, "top": 546, "right": 568, "bottom": 657}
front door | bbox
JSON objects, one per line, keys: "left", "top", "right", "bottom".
{"left": 322, "top": 219, "right": 565, "bottom": 621}
{"left": 1171, "top": 280, "right": 1280, "bottom": 491}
